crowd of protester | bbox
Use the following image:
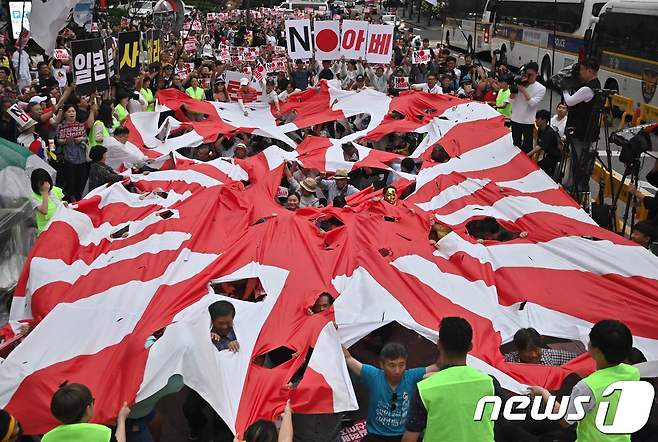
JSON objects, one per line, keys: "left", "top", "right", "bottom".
{"left": 1, "top": 4, "right": 655, "bottom": 249}
{"left": 0, "top": 2, "right": 657, "bottom": 441}
{"left": 2, "top": 310, "right": 654, "bottom": 442}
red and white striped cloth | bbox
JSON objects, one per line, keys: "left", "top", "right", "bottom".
{"left": 1, "top": 83, "right": 657, "bottom": 436}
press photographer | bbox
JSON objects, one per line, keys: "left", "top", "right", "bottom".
{"left": 562, "top": 58, "right": 601, "bottom": 190}
{"left": 509, "top": 62, "right": 546, "bottom": 154}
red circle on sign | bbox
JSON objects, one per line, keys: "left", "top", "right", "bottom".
{"left": 316, "top": 29, "right": 338, "bottom": 52}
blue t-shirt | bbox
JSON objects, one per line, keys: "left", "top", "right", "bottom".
{"left": 360, "top": 364, "right": 426, "bottom": 436}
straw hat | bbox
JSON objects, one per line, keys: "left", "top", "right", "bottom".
{"left": 334, "top": 169, "right": 349, "bottom": 180}
{"left": 300, "top": 177, "right": 317, "bottom": 192}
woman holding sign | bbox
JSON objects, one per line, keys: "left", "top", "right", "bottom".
{"left": 55, "top": 103, "right": 95, "bottom": 202}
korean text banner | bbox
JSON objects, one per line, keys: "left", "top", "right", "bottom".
{"left": 118, "top": 31, "right": 141, "bottom": 80}
{"left": 71, "top": 38, "right": 109, "bottom": 95}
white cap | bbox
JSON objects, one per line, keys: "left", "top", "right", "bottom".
{"left": 240, "top": 77, "right": 249, "bottom": 86}
{"left": 29, "top": 96, "right": 48, "bottom": 105}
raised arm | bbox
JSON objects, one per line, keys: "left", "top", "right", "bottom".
{"left": 342, "top": 346, "right": 363, "bottom": 376}
{"left": 115, "top": 402, "right": 131, "bottom": 442}
{"left": 278, "top": 399, "right": 294, "bottom": 442}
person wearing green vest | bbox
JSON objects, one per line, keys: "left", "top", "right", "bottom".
{"left": 529, "top": 320, "right": 640, "bottom": 441}
{"left": 402, "top": 317, "right": 503, "bottom": 442}
{"left": 42, "top": 383, "right": 130, "bottom": 442}
{"left": 343, "top": 342, "right": 437, "bottom": 441}
{"left": 141, "top": 76, "right": 156, "bottom": 112}
{"left": 89, "top": 100, "right": 114, "bottom": 148}
{"left": 186, "top": 77, "right": 206, "bottom": 101}
{"left": 30, "top": 168, "right": 65, "bottom": 235}
{"left": 114, "top": 92, "right": 130, "bottom": 127}
{"left": 495, "top": 75, "right": 513, "bottom": 118}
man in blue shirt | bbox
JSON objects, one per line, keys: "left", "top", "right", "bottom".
{"left": 344, "top": 342, "right": 437, "bottom": 441}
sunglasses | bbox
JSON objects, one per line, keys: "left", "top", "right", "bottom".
{"left": 390, "top": 392, "right": 398, "bottom": 412}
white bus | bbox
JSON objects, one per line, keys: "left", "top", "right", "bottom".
{"left": 442, "top": 0, "right": 492, "bottom": 54}
{"left": 589, "top": 0, "right": 658, "bottom": 106}
{"left": 483, "top": 0, "right": 608, "bottom": 82}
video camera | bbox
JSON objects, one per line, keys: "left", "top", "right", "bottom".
{"left": 508, "top": 65, "right": 529, "bottom": 94}
{"left": 611, "top": 123, "right": 658, "bottom": 165}
{"left": 551, "top": 62, "right": 583, "bottom": 91}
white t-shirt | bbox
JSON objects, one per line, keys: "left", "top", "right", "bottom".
{"left": 564, "top": 379, "right": 596, "bottom": 425}
{"left": 103, "top": 137, "right": 147, "bottom": 171}
{"left": 413, "top": 83, "right": 443, "bottom": 94}
{"left": 261, "top": 89, "right": 279, "bottom": 105}
{"left": 278, "top": 89, "right": 300, "bottom": 101}
{"left": 551, "top": 115, "right": 567, "bottom": 138}
{"left": 510, "top": 81, "right": 547, "bottom": 125}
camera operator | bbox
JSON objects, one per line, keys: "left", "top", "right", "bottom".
{"left": 563, "top": 58, "right": 601, "bottom": 188}
{"left": 510, "top": 62, "right": 546, "bottom": 153}
{"left": 628, "top": 158, "right": 658, "bottom": 220}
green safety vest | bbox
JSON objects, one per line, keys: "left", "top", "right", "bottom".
{"left": 577, "top": 363, "right": 640, "bottom": 442}
{"left": 115, "top": 104, "right": 129, "bottom": 125}
{"left": 42, "top": 423, "right": 111, "bottom": 442}
{"left": 418, "top": 365, "right": 495, "bottom": 442}
{"left": 88, "top": 120, "right": 110, "bottom": 148}
{"left": 186, "top": 86, "right": 205, "bottom": 100}
{"left": 32, "top": 186, "right": 64, "bottom": 234}
{"left": 496, "top": 88, "right": 512, "bottom": 118}
{"left": 141, "top": 87, "right": 155, "bottom": 112}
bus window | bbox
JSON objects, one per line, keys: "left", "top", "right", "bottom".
{"left": 496, "top": 1, "right": 585, "bottom": 33}
{"left": 594, "top": 13, "right": 658, "bottom": 62}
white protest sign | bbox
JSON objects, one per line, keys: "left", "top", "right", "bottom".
{"left": 412, "top": 49, "right": 431, "bottom": 64}
{"left": 252, "top": 63, "right": 266, "bottom": 82}
{"left": 365, "top": 24, "right": 394, "bottom": 64}
{"left": 285, "top": 19, "right": 313, "bottom": 60}
{"left": 7, "top": 104, "right": 34, "bottom": 130}
{"left": 340, "top": 20, "right": 368, "bottom": 59}
{"left": 313, "top": 20, "right": 340, "bottom": 61}
{"left": 54, "top": 49, "right": 69, "bottom": 60}
{"left": 394, "top": 76, "right": 409, "bottom": 90}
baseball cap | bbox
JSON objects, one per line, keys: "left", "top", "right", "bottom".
{"left": 240, "top": 77, "right": 249, "bottom": 86}
{"left": 356, "top": 74, "right": 365, "bottom": 81}
{"left": 29, "top": 96, "right": 48, "bottom": 105}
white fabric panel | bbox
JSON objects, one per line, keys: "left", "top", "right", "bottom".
{"left": 434, "top": 233, "right": 658, "bottom": 280}
{"left": 131, "top": 113, "right": 204, "bottom": 154}
{"left": 131, "top": 169, "right": 223, "bottom": 187}
{"left": 410, "top": 103, "right": 501, "bottom": 159}
{"left": 497, "top": 169, "right": 560, "bottom": 193}
{"left": 26, "top": 231, "right": 191, "bottom": 295}
{"left": 393, "top": 254, "right": 658, "bottom": 362}
{"left": 413, "top": 136, "right": 518, "bottom": 193}
{"left": 140, "top": 262, "right": 289, "bottom": 433}
{"left": 262, "top": 145, "right": 299, "bottom": 171}
{"left": 0, "top": 250, "right": 220, "bottom": 405}
{"left": 212, "top": 102, "right": 298, "bottom": 148}
{"left": 416, "top": 178, "right": 490, "bottom": 212}
{"left": 333, "top": 266, "right": 441, "bottom": 347}
{"left": 307, "top": 323, "right": 359, "bottom": 412}
{"left": 52, "top": 205, "right": 182, "bottom": 247}
{"left": 435, "top": 195, "right": 596, "bottom": 226}
{"left": 89, "top": 183, "right": 192, "bottom": 209}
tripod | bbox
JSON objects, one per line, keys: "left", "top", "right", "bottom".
{"left": 611, "top": 158, "right": 642, "bottom": 236}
